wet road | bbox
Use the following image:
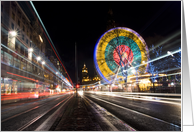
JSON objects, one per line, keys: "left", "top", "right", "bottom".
{"left": 1, "top": 91, "right": 181, "bottom": 131}
{"left": 84, "top": 92, "right": 181, "bottom": 131}
{"left": 1, "top": 93, "right": 73, "bottom": 131}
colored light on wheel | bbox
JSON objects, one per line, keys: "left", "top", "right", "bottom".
{"left": 94, "top": 27, "right": 149, "bottom": 83}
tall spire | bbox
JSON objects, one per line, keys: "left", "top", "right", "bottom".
{"left": 106, "top": 6, "right": 116, "bottom": 31}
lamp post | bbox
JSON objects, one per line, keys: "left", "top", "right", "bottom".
{"left": 75, "top": 42, "right": 78, "bottom": 97}
{"left": 8, "top": 31, "right": 17, "bottom": 50}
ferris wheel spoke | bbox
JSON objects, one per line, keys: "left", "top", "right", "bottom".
{"left": 94, "top": 27, "right": 149, "bottom": 83}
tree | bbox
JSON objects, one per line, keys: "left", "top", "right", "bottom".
{"left": 148, "top": 44, "right": 163, "bottom": 92}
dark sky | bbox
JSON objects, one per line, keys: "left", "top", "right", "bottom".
{"left": 32, "top": 1, "right": 181, "bottom": 84}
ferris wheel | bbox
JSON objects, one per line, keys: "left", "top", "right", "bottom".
{"left": 94, "top": 27, "right": 149, "bottom": 84}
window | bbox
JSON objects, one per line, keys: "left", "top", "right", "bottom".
{"left": 20, "top": 60, "right": 26, "bottom": 71}
{"left": 15, "top": 42, "right": 19, "bottom": 51}
{"left": 26, "top": 39, "right": 28, "bottom": 44}
{"left": 1, "top": 50, "right": 4, "bottom": 63}
{"left": 22, "top": 17, "right": 25, "bottom": 25}
{"left": 11, "top": 2, "right": 16, "bottom": 11}
{"left": 14, "top": 58, "right": 20, "bottom": 69}
{"left": 24, "top": 48, "right": 28, "bottom": 58}
{"left": 18, "top": 20, "right": 20, "bottom": 26}
{"left": 12, "top": 12, "right": 15, "bottom": 20}
{"left": 18, "top": 11, "right": 21, "bottom": 18}
{"left": 21, "top": 46, "right": 24, "bottom": 55}
{"left": 22, "top": 34, "right": 24, "bottom": 40}
{"left": 11, "top": 23, "right": 14, "bottom": 30}
{"left": 4, "top": 52, "right": 13, "bottom": 66}
{"left": 27, "top": 62, "right": 32, "bottom": 72}
{"left": 23, "top": 25, "right": 25, "bottom": 32}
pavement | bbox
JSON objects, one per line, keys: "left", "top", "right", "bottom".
{"left": 50, "top": 93, "right": 102, "bottom": 131}
{"left": 50, "top": 93, "right": 135, "bottom": 131}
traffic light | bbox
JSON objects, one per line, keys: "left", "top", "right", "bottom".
{"left": 76, "top": 84, "right": 79, "bottom": 88}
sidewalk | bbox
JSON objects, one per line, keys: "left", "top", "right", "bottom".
{"left": 51, "top": 94, "right": 102, "bottom": 131}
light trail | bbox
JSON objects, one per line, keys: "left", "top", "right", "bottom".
{"left": 85, "top": 91, "right": 181, "bottom": 105}
{"left": 149, "top": 30, "right": 181, "bottom": 52}
{"left": 29, "top": 2, "right": 73, "bottom": 86}
{"left": 87, "top": 95, "right": 181, "bottom": 128}
{"left": 104, "top": 48, "right": 181, "bottom": 82}
{"left": 1, "top": 43, "right": 70, "bottom": 86}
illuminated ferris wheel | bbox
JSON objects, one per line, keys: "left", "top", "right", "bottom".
{"left": 94, "top": 27, "right": 149, "bottom": 84}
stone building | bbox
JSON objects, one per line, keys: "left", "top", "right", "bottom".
{"left": 1, "top": 1, "right": 71, "bottom": 94}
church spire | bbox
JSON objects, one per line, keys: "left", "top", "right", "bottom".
{"left": 106, "top": 6, "right": 116, "bottom": 31}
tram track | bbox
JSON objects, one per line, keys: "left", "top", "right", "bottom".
{"left": 1, "top": 95, "right": 66, "bottom": 122}
{"left": 17, "top": 94, "right": 73, "bottom": 131}
{"left": 82, "top": 96, "right": 135, "bottom": 131}
{"left": 84, "top": 93, "right": 181, "bottom": 131}
{"left": 1, "top": 94, "right": 73, "bottom": 131}
{"left": 1, "top": 95, "right": 63, "bottom": 116}
{"left": 1, "top": 96, "right": 67, "bottom": 114}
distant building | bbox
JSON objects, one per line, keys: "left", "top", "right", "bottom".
{"left": 81, "top": 63, "right": 101, "bottom": 86}
{"left": 82, "top": 63, "right": 91, "bottom": 84}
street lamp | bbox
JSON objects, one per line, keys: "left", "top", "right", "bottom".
{"left": 28, "top": 48, "right": 33, "bottom": 52}
{"left": 9, "top": 31, "right": 17, "bottom": 37}
{"left": 8, "top": 31, "right": 17, "bottom": 50}
{"left": 37, "top": 56, "right": 41, "bottom": 61}
{"left": 42, "top": 61, "right": 45, "bottom": 65}
{"left": 28, "top": 48, "right": 33, "bottom": 61}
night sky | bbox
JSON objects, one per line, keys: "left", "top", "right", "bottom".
{"left": 32, "top": 1, "right": 181, "bottom": 84}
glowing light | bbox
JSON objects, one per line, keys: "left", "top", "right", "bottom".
{"left": 7, "top": 72, "right": 36, "bottom": 82}
{"left": 94, "top": 27, "right": 149, "bottom": 83}
{"left": 9, "top": 31, "right": 17, "bottom": 37}
{"left": 42, "top": 61, "right": 45, "bottom": 65}
{"left": 167, "top": 51, "right": 174, "bottom": 57}
{"left": 37, "top": 56, "right": 41, "bottom": 61}
{"left": 131, "top": 68, "right": 136, "bottom": 73}
{"left": 28, "top": 48, "right": 33, "bottom": 52}
{"left": 78, "top": 91, "right": 83, "bottom": 96}
{"left": 39, "top": 35, "right": 43, "bottom": 42}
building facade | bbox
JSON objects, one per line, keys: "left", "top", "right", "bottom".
{"left": 1, "top": 1, "right": 71, "bottom": 95}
